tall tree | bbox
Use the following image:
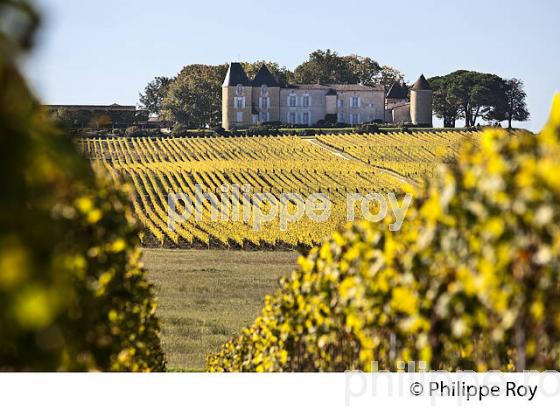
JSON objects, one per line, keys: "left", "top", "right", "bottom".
{"left": 161, "top": 64, "right": 227, "bottom": 127}
{"left": 503, "top": 78, "right": 530, "bottom": 129}
{"left": 429, "top": 75, "right": 461, "bottom": 128}
{"left": 377, "top": 65, "right": 405, "bottom": 91}
{"left": 446, "top": 70, "right": 506, "bottom": 127}
{"left": 139, "top": 76, "right": 172, "bottom": 116}
{"left": 342, "top": 55, "right": 382, "bottom": 86}
{"left": 293, "top": 50, "right": 399, "bottom": 88}
{"left": 293, "top": 49, "right": 358, "bottom": 84}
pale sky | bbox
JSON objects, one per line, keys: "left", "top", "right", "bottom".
{"left": 24, "top": 0, "right": 560, "bottom": 131}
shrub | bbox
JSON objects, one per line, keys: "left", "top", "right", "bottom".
{"left": 356, "top": 123, "right": 379, "bottom": 134}
{"left": 207, "top": 95, "right": 560, "bottom": 372}
{"left": 262, "top": 121, "right": 282, "bottom": 128}
{"left": 125, "top": 126, "right": 140, "bottom": 136}
{"left": 171, "top": 123, "right": 189, "bottom": 137}
{"left": 124, "top": 126, "right": 160, "bottom": 137}
{"left": 0, "top": 0, "right": 165, "bottom": 371}
{"left": 213, "top": 125, "right": 227, "bottom": 136}
{"left": 244, "top": 124, "right": 283, "bottom": 137}
{"left": 324, "top": 114, "right": 338, "bottom": 126}
{"left": 295, "top": 129, "right": 316, "bottom": 137}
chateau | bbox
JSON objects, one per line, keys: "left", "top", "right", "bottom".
{"left": 222, "top": 62, "right": 433, "bottom": 130}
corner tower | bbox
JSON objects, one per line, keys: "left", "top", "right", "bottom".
{"left": 410, "top": 74, "right": 433, "bottom": 127}
{"left": 222, "top": 62, "right": 252, "bottom": 130}
{"left": 250, "top": 64, "right": 280, "bottom": 125}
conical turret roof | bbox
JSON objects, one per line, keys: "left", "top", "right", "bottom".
{"left": 223, "top": 62, "right": 251, "bottom": 86}
{"left": 251, "top": 64, "right": 279, "bottom": 87}
{"left": 386, "top": 82, "right": 408, "bottom": 99}
{"left": 411, "top": 74, "right": 431, "bottom": 91}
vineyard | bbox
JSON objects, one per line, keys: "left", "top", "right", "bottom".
{"left": 318, "top": 131, "right": 480, "bottom": 181}
{"left": 77, "top": 131, "right": 479, "bottom": 249}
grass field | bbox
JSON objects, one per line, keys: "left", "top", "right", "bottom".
{"left": 143, "top": 248, "right": 298, "bottom": 370}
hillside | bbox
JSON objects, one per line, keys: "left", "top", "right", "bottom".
{"left": 78, "top": 131, "right": 480, "bottom": 249}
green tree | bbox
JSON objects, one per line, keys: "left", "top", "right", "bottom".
{"left": 429, "top": 70, "right": 512, "bottom": 127}
{"left": 52, "top": 107, "right": 74, "bottom": 128}
{"left": 448, "top": 70, "right": 506, "bottom": 127}
{"left": 429, "top": 75, "right": 461, "bottom": 128}
{"left": 503, "top": 78, "right": 530, "bottom": 129}
{"left": 293, "top": 49, "right": 358, "bottom": 84}
{"left": 161, "top": 64, "right": 227, "bottom": 127}
{"left": 139, "top": 76, "right": 172, "bottom": 116}
{"left": 91, "top": 109, "right": 112, "bottom": 129}
{"left": 342, "top": 55, "right": 382, "bottom": 86}
{"left": 293, "top": 50, "right": 399, "bottom": 88}
{"left": 377, "top": 65, "right": 405, "bottom": 91}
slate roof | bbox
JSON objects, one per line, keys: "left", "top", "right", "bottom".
{"left": 411, "top": 74, "right": 431, "bottom": 91}
{"left": 251, "top": 64, "right": 279, "bottom": 87}
{"left": 386, "top": 82, "right": 408, "bottom": 99}
{"left": 286, "top": 83, "right": 383, "bottom": 92}
{"left": 223, "top": 62, "right": 251, "bottom": 86}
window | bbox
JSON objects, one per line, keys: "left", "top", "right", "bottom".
{"left": 351, "top": 113, "right": 360, "bottom": 125}
{"left": 236, "top": 84, "right": 243, "bottom": 96}
{"left": 260, "top": 97, "right": 269, "bottom": 109}
{"left": 351, "top": 96, "right": 359, "bottom": 108}
{"left": 235, "top": 97, "right": 244, "bottom": 109}
{"left": 259, "top": 112, "right": 270, "bottom": 122}
{"left": 288, "top": 94, "right": 297, "bottom": 107}
{"left": 302, "top": 112, "right": 310, "bottom": 125}
{"left": 236, "top": 112, "right": 243, "bottom": 123}
{"left": 302, "top": 95, "right": 310, "bottom": 108}
{"left": 288, "top": 112, "right": 296, "bottom": 124}
{"left": 261, "top": 84, "right": 268, "bottom": 96}
{"left": 338, "top": 113, "right": 344, "bottom": 122}
{"left": 337, "top": 99, "right": 343, "bottom": 108}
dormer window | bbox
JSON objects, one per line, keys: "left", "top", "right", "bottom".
{"left": 236, "top": 84, "right": 243, "bottom": 96}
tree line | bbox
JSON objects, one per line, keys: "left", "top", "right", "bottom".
{"left": 140, "top": 49, "right": 529, "bottom": 129}
{"left": 430, "top": 71, "right": 529, "bottom": 128}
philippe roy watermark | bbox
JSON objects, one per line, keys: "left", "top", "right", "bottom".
{"left": 167, "top": 184, "right": 413, "bottom": 231}
{"left": 345, "top": 361, "right": 560, "bottom": 407}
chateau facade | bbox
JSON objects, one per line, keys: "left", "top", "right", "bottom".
{"left": 222, "top": 62, "right": 432, "bottom": 130}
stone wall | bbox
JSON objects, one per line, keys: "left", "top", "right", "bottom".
{"left": 335, "top": 90, "right": 385, "bottom": 124}
{"left": 393, "top": 103, "right": 411, "bottom": 124}
{"left": 222, "top": 85, "right": 253, "bottom": 129}
{"left": 251, "top": 86, "right": 280, "bottom": 124}
{"left": 279, "top": 88, "right": 328, "bottom": 126}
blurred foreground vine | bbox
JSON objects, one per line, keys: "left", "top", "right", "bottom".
{"left": 208, "top": 96, "right": 560, "bottom": 372}
{"left": 0, "top": 0, "right": 165, "bottom": 371}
